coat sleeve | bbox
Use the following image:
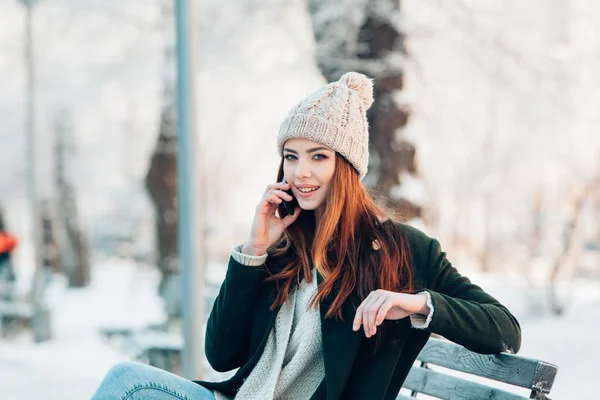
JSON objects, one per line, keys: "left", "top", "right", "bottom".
{"left": 417, "top": 238, "right": 522, "bottom": 355}
{"left": 205, "top": 256, "right": 268, "bottom": 372}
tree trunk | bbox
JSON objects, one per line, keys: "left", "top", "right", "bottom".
{"left": 479, "top": 192, "right": 493, "bottom": 272}
{"left": 530, "top": 186, "right": 544, "bottom": 259}
{"left": 40, "top": 200, "right": 61, "bottom": 274}
{"left": 54, "top": 113, "right": 90, "bottom": 288}
{"left": 145, "top": 102, "right": 178, "bottom": 279}
{"left": 547, "top": 174, "right": 600, "bottom": 315}
{"left": 309, "top": 0, "right": 420, "bottom": 220}
{"left": 145, "top": 0, "right": 180, "bottom": 317}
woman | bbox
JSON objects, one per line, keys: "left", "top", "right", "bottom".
{"left": 93, "top": 72, "right": 521, "bottom": 400}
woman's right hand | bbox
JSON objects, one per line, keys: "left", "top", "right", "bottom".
{"left": 242, "top": 182, "right": 301, "bottom": 256}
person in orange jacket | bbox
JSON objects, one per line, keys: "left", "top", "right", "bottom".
{"left": 0, "top": 222, "right": 18, "bottom": 283}
{"left": 0, "top": 231, "right": 18, "bottom": 254}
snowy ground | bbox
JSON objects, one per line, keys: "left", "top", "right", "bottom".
{"left": 0, "top": 259, "right": 166, "bottom": 400}
{"left": 0, "top": 259, "right": 598, "bottom": 399}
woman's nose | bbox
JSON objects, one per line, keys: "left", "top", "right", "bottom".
{"left": 294, "top": 161, "right": 311, "bottom": 179}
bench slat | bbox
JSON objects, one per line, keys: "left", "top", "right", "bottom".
{"left": 417, "top": 339, "right": 557, "bottom": 393}
{"left": 0, "top": 300, "right": 34, "bottom": 318}
{"left": 404, "top": 367, "right": 527, "bottom": 400}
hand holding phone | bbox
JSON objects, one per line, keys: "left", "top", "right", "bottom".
{"left": 242, "top": 180, "right": 301, "bottom": 256}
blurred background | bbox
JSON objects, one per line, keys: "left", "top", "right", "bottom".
{"left": 1, "top": 0, "right": 599, "bottom": 398}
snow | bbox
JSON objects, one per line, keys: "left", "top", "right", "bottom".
{"left": 0, "top": 259, "right": 165, "bottom": 400}
{"left": 1, "top": 0, "right": 600, "bottom": 398}
{"left": 1, "top": 259, "right": 598, "bottom": 399}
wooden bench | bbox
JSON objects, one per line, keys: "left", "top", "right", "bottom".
{"left": 0, "top": 300, "right": 33, "bottom": 338}
{"left": 101, "top": 326, "right": 183, "bottom": 374}
{"left": 123, "top": 330, "right": 183, "bottom": 374}
{"left": 399, "top": 338, "right": 558, "bottom": 400}
{"left": 0, "top": 299, "right": 51, "bottom": 341}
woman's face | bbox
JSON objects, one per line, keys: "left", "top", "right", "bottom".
{"left": 282, "top": 138, "right": 336, "bottom": 212}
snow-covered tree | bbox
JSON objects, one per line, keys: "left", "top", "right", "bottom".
{"left": 54, "top": 111, "right": 90, "bottom": 287}
{"left": 144, "top": 0, "right": 180, "bottom": 317}
{"left": 309, "top": 0, "right": 423, "bottom": 221}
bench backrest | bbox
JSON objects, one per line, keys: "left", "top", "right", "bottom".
{"left": 399, "top": 339, "right": 558, "bottom": 400}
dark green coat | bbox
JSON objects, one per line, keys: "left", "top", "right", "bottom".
{"left": 195, "top": 223, "right": 521, "bottom": 400}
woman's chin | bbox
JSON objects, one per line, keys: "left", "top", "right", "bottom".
{"left": 297, "top": 201, "right": 321, "bottom": 211}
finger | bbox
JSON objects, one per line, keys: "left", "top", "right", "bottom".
{"left": 267, "top": 189, "right": 294, "bottom": 202}
{"left": 368, "top": 296, "right": 388, "bottom": 335}
{"left": 259, "top": 194, "right": 282, "bottom": 209}
{"left": 353, "top": 292, "right": 374, "bottom": 331}
{"left": 265, "top": 182, "right": 291, "bottom": 193}
{"left": 353, "top": 309, "right": 362, "bottom": 332}
{"left": 281, "top": 207, "right": 301, "bottom": 228}
{"left": 368, "top": 294, "right": 388, "bottom": 335}
{"left": 267, "top": 194, "right": 282, "bottom": 204}
{"left": 362, "top": 305, "right": 375, "bottom": 337}
{"left": 375, "top": 299, "right": 394, "bottom": 327}
{"left": 361, "top": 294, "right": 381, "bottom": 337}
{"left": 366, "top": 296, "right": 385, "bottom": 335}
{"left": 353, "top": 297, "right": 368, "bottom": 331}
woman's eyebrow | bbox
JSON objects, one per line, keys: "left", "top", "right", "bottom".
{"left": 283, "top": 146, "right": 332, "bottom": 154}
{"left": 307, "top": 146, "right": 332, "bottom": 153}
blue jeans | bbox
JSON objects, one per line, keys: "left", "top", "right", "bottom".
{"left": 92, "top": 361, "right": 216, "bottom": 400}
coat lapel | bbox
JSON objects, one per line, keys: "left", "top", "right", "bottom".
{"left": 317, "top": 271, "right": 364, "bottom": 400}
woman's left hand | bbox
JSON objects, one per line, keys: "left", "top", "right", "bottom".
{"left": 352, "top": 290, "right": 429, "bottom": 338}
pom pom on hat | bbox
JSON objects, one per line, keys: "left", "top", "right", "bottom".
{"left": 340, "top": 72, "right": 374, "bottom": 109}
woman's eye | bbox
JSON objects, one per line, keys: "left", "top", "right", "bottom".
{"left": 313, "top": 154, "right": 327, "bottom": 160}
{"left": 284, "top": 154, "right": 297, "bottom": 161}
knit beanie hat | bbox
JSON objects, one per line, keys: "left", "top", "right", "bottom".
{"left": 277, "top": 72, "right": 374, "bottom": 180}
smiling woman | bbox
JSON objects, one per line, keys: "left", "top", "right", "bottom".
{"left": 281, "top": 139, "right": 336, "bottom": 221}
{"left": 92, "top": 72, "right": 521, "bottom": 400}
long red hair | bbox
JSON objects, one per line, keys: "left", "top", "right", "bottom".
{"left": 266, "top": 154, "right": 413, "bottom": 320}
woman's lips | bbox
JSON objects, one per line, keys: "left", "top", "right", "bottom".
{"left": 295, "top": 186, "right": 320, "bottom": 198}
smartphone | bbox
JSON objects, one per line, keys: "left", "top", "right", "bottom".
{"left": 281, "top": 177, "right": 298, "bottom": 215}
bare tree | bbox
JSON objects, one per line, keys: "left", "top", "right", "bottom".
{"left": 40, "top": 200, "right": 61, "bottom": 274}
{"left": 144, "top": 0, "right": 180, "bottom": 317}
{"left": 547, "top": 173, "right": 600, "bottom": 315}
{"left": 54, "top": 112, "right": 90, "bottom": 288}
{"left": 309, "top": 0, "right": 421, "bottom": 219}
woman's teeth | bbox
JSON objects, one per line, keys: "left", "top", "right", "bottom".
{"left": 299, "top": 187, "right": 319, "bottom": 193}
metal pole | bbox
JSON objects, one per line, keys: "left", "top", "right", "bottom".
{"left": 175, "top": 0, "right": 204, "bottom": 379}
{"left": 21, "top": 0, "right": 51, "bottom": 342}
